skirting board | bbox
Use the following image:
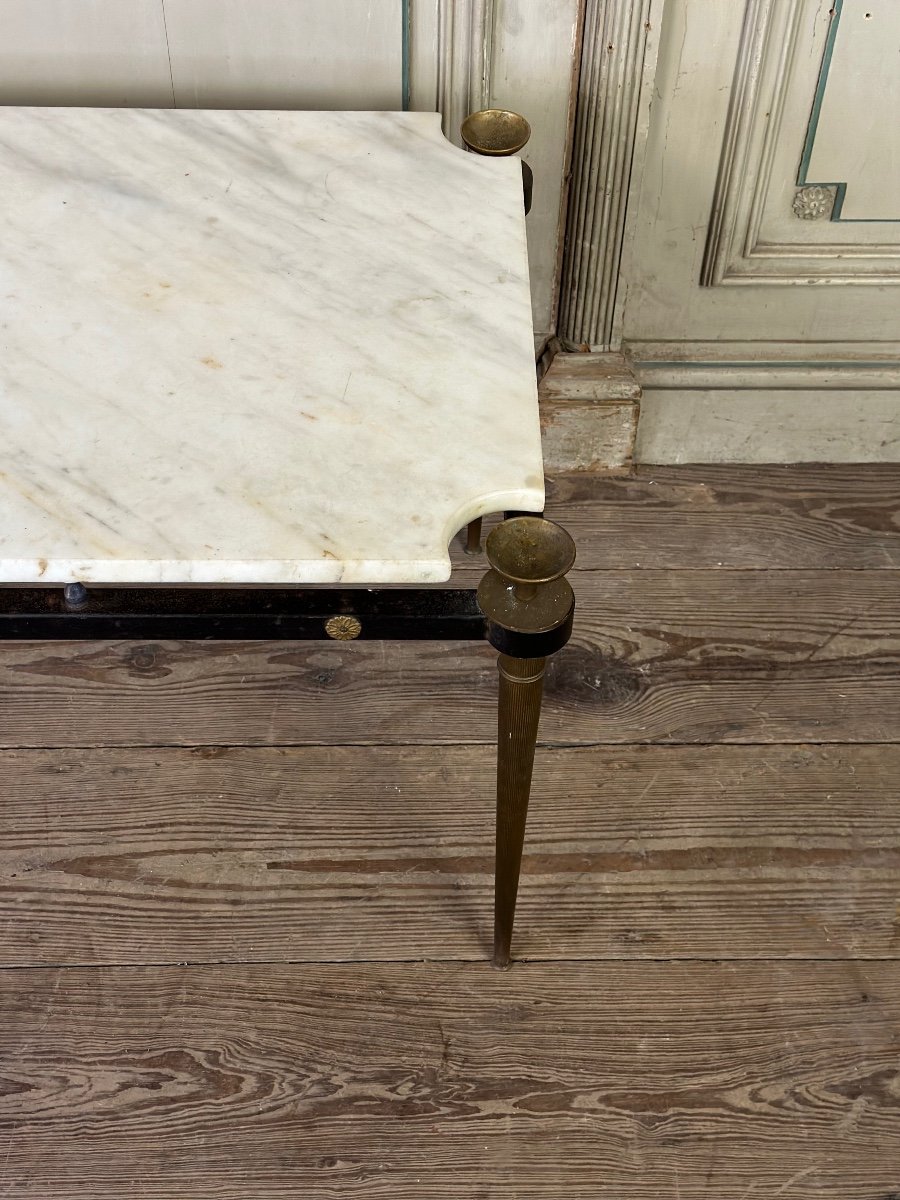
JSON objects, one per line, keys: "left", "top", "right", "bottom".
{"left": 627, "top": 344, "right": 900, "bottom": 464}
{"left": 635, "top": 391, "right": 900, "bottom": 464}
{"left": 539, "top": 352, "right": 639, "bottom": 473}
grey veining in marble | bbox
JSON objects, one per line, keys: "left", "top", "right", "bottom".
{"left": 0, "top": 107, "right": 542, "bottom": 584}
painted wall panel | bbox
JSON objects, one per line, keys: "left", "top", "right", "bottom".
{"left": 0, "top": 0, "right": 173, "bottom": 106}
{"left": 406, "top": 0, "right": 579, "bottom": 344}
{"left": 487, "top": 0, "right": 580, "bottom": 346}
{"left": 622, "top": 0, "right": 899, "bottom": 345}
{"left": 620, "top": 0, "right": 900, "bottom": 462}
{"left": 163, "top": 0, "right": 403, "bottom": 110}
{"left": 806, "top": 0, "right": 900, "bottom": 220}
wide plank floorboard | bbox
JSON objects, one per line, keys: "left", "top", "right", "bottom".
{"left": 1, "top": 960, "right": 900, "bottom": 1200}
{"left": 4, "top": 465, "right": 900, "bottom": 1199}
{"left": 544, "top": 465, "right": 900, "bottom": 569}
{"left": 2, "top": 961, "right": 899, "bottom": 1200}
{"left": 1, "top": 744, "right": 899, "bottom": 966}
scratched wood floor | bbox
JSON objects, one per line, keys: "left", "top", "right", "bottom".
{"left": 2, "top": 463, "right": 900, "bottom": 1199}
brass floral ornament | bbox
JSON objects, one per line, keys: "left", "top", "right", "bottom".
{"left": 792, "top": 185, "right": 835, "bottom": 220}
{"left": 324, "top": 615, "right": 362, "bottom": 640}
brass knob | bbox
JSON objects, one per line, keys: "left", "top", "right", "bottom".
{"left": 460, "top": 109, "right": 531, "bottom": 156}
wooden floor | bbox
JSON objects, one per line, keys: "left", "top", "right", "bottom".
{"left": 2, "top": 464, "right": 900, "bottom": 1198}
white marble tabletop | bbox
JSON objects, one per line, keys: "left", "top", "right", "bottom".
{"left": 0, "top": 107, "right": 542, "bottom": 585}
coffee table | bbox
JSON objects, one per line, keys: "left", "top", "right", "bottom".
{"left": 0, "top": 106, "right": 575, "bottom": 967}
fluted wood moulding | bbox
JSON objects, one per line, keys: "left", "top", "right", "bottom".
{"left": 559, "top": 0, "right": 659, "bottom": 350}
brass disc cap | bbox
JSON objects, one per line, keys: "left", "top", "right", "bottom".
{"left": 460, "top": 109, "right": 531, "bottom": 156}
{"left": 477, "top": 571, "right": 574, "bottom": 635}
{"left": 477, "top": 517, "right": 576, "bottom": 634}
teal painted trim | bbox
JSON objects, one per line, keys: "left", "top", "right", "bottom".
{"left": 797, "top": 0, "right": 896, "bottom": 223}
{"left": 401, "top": 0, "right": 410, "bottom": 110}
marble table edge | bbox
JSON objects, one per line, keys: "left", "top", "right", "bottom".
{"left": 0, "top": 485, "right": 545, "bottom": 587}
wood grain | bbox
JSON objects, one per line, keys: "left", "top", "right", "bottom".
{"left": 544, "top": 464, "right": 900, "bottom": 569}
{"left": 3, "top": 465, "right": 900, "bottom": 1199}
{"left": 2, "top": 743, "right": 898, "bottom": 966}
{"left": 2, "top": 569, "right": 898, "bottom": 747}
{"left": 539, "top": 352, "right": 642, "bottom": 401}
{"left": 540, "top": 397, "right": 637, "bottom": 473}
{"left": 2, "top": 961, "right": 899, "bottom": 1198}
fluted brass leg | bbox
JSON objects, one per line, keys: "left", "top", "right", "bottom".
{"left": 465, "top": 517, "right": 483, "bottom": 555}
{"left": 494, "top": 653, "right": 546, "bottom": 969}
{"left": 477, "top": 515, "right": 576, "bottom": 969}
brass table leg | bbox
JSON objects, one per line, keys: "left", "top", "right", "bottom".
{"left": 494, "top": 653, "right": 546, "bottom": 968}
{"left": 464, "top": 516, "right": 483, "bottom": 555}
{"left": 477, "top": 517, "right": 576, "bottom": 968}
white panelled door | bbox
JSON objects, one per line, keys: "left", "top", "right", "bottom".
{"left": 617, "top": 0, "right": 900, "bottom": 462}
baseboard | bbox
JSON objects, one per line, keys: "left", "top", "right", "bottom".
{"left": 625, "top": 342, "right": 900, "bottom": 464}
{"left": 637, "top": 365, "right": 900, "bottom": 392}
{"left": 538, "top": 352, "right": 640, "bottom": 473}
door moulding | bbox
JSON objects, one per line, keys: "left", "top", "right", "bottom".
{"left": 408, "top": 0, "right": 492, "bottom": 143}
{"left": 626, "top": 340, "right": 900, "bottom": 391}
{"left": 701, "top": 0, "right": 900, "bottom": 286}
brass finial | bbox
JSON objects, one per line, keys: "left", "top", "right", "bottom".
{"left": 486, "top": 517, "right": 575, "bottom": 588}
{"left": 477, "top": 516, "right": 575, "bottom": 638}
{"left": 460, "top": 109, "right": 531, "bottom": 157}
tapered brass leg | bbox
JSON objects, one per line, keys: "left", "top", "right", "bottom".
{"left": 477, "top": 516, "right": 576, "bottom": 968}
{"left": 465, "top": 516, "right": 483, "bottom": 555}
{"left": 494, "top": 653, "right": 546, "bottom": 968}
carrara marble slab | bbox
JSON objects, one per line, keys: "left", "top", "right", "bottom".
{"left": 0, "top": 108, "right": 542, "bottom": 584}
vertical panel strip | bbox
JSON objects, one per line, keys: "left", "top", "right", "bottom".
{"left": 436, "top": 0, "right": 492, "bottom": 144}
{"left": 405, "top": 1, "right": 493, "bottom": 139}
{"left": 402, "top": 0, "right": 411, "bottom": 109}
{"left": 558, "top": 0, "right": 657, "bottom": 349}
